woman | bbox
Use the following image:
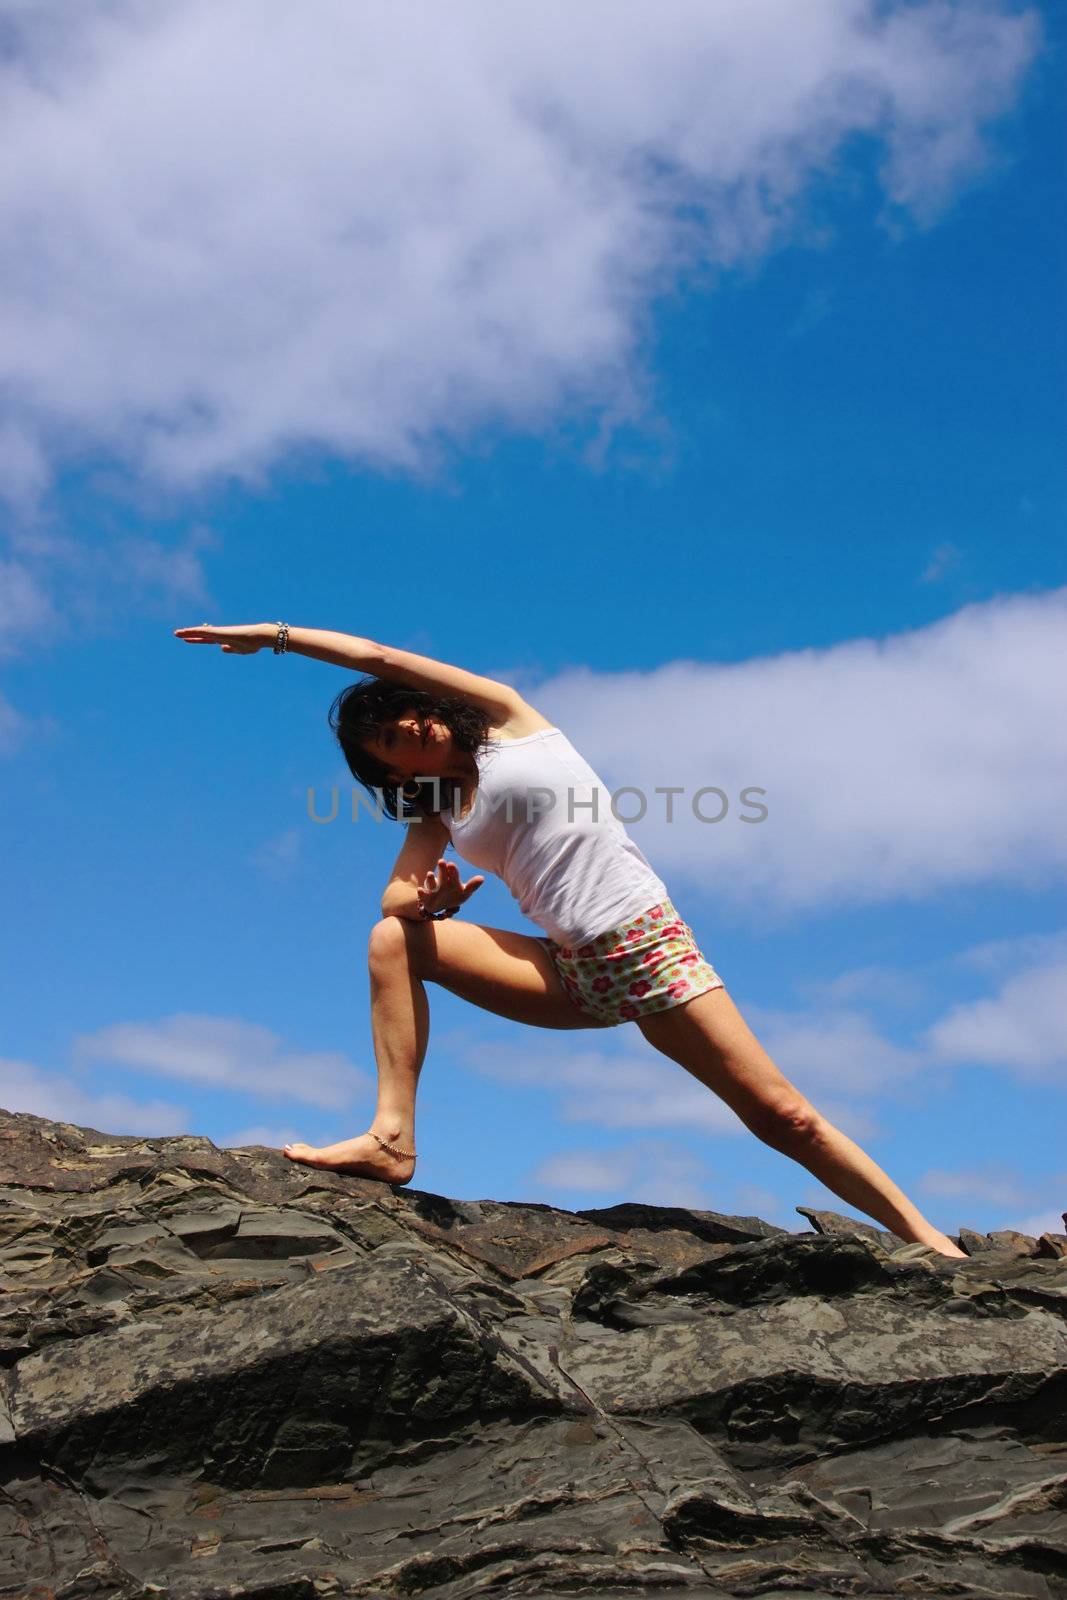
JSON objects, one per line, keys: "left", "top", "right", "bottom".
{"left": 174, "top": 619, "right": 967, "bottom": 1258}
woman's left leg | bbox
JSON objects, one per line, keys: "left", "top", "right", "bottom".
{"left": 635, "top": 986, "right": 967, "bottom": 1257}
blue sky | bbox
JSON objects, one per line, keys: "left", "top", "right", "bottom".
{"left": 1, "top": 0, "right": 1064, "bottom": 1239}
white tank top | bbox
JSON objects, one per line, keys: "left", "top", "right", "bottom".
{"left": 439, "top": 727, "right": 669, "bottom": 946}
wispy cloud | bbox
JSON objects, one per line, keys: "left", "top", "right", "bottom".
{"left": 442, "top": 1023, "right": 748, "bottom": 1136}
{"left": 920, "top": 542, "right": 963, "bottom": 584}
{"left": 108, "top": 529, "right": 216, "bottom": 609}
{"left": 924, "top": 953, "right": 1067, "bottom": 1080}
{"left": 0, "top": 520, "right": 218, "bottom": 655}
{"left": 949, "top": 928, "right": 1067, "bottom": 977}
{"left": 787, "top": 287, "right": 834, "bottom": 340}
{"left": 917, "top": 1162, "right": 1032, "bottom": 1209}
{"left": 443, "top": 1014, "right": 884, "bottom": 1146}
{"left": 0, "top": 552, "right": 60, "bottom": 655}
{"left": 0, "top": 0, "right": 1039, "bottom": 499}
{"left": 72, "top": 1012, "right": 371, "bottom": 1110}
{"left": 442, "top": 924, "right": 1067, "bottom": 1171}
{"left": 801, "top": 963, "right": 929, "bottom": 1012}
{"left": 916, "top": 1164, "right": 1067, "bottom": 1239}
{"left": 0, "top": 1055, "right": 188, "bottom": 1136}
{"left": 253, "top": 827, "right": 304, "bottom": 881}
{"left": 742, "top": 1003, "right": 923, "bottom": 1103}
{"left": 0, "top": 691, "right": 31, "bottom": 757}
{"left": 528, "top": 1138, "right": 717, "bottom": 1208}
{"left": 1001, "top": 1207, "right": 1065, "bottom": 1239}
{"left": 527, "top": 1147, "right": 808, "bottom": 1221}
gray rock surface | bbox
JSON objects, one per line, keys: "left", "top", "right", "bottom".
{"left": 1, "top": 1106, "right": 1065, "bottom": 1598}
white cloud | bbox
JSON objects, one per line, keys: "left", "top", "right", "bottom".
{"left": 107, "top": 529, "right": 215, "bottom": 609}
{"left": 917, "top": 1163, "right": 1031, "bottom": 1209}
{"left": 743, "top": 1003, "right": 922, "bottom": 1103}
{"left": 442, "top": 1014, "right": 886, "bottom": 1144}
{"left": 0, "top": 0, "right": 1039, "bottom": 497}
{"left": 529, "top": 1138, "right": 716, "bottom": 1208}
{"left": 949, "top": 928, "right": 1067, "bottom": 977}
{"left": 71, "top": 1012, "right": 372, "bottom": 1110}
{"left": 0, "top": 552, "right": 60, "bottom": 654}
{"left": 916, "top": 1160, "right": 1067, "bottom": 1236}
{"left": 444, "top": 1024, "right": 748, "bottom": 1137}
{"left": 530, "top": 1148, "right": 634, "bottom": 1194}
{"left": 530, "top": 587, "right": 1067, "bottom": 913}
{"left": 802, "top": 963, "right": 928, "bottom": 1011}
{"left": 0, "top": 517, "right": 216, "bottom": 743}
{"left": 732, "top": 1182, "right": 797, "bottom": 1224}
{"left": 0, "top": 1054, "right": 188, "bottom": 1136}
{"left": 529, "top": 1146, "right": 828, "bottom": 1220}
{"left": 0, "top": 421, "right": 49, "bottom": 509}
{"left": 445, "top": 922, "right": 1067, "bottom": 1164}
{"left": 1002, "top": 1208, "right": 1065, "bottom": 1239}
{"left": 924, "top": 954, "right": 1067, "bottom": 1080}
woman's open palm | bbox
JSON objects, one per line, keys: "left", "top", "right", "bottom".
{"left": 174, "top": 623, "right": 273, "bottom": 654}
{"left": 418, "top": 858, "right": 485, "bottom": 916}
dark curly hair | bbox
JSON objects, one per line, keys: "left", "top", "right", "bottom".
{"left": 328, "top": 677, "right": 495, "bottom": 821}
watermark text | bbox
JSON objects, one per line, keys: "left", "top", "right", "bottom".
{"left": 306, "top": 780, "right": 769, "bottom": 825}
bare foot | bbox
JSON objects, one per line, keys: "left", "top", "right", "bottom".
{"left": 925, "top": 1230, "right": 969, "bottom": 1259}
{"left": 282, "top": 1132, "right": 415, "bottom": 1187}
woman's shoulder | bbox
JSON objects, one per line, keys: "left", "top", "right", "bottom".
{"left": 487, "top": 697, "right": 557, "bottom": 741}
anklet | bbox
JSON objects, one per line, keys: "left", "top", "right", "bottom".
{"left": 370, "top": 1131, "right": 417, "bottom": 1161}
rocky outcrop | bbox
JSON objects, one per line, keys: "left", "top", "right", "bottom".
{"left": 1, "top": 1106, "right": 1065, "bottom": 1599}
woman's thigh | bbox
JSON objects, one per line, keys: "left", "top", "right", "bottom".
{"left": 383, "top": 915, "right": 617, "bottom": 1032}
{"left": 634, "top": 985, "right": 815, "bottom": 1132}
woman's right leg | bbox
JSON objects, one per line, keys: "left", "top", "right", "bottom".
{"left": 283, "top": 915, "right": 610, "bottom": 1181}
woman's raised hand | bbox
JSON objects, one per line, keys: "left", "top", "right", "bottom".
{"left": 173, "top": 622, "right": 275, "bottom": 654}
{"left": 416, "top": 858, "right": 485, "bottom": 918}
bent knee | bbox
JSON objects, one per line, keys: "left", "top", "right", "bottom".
{"left": 747, "top": 1097, "right": 822, "bottom": 1151}
{"left": 368, "top": 914, "right": 418, "bottom": 967}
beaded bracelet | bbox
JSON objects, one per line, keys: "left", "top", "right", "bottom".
{"left": 272, "top": 621, "right": 290, "bottom": 655}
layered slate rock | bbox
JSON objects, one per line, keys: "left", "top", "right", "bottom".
{"left": 0, "top": 1108, "right": 1065, "bottom": 1598}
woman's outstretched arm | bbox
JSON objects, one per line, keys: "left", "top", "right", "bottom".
{"left": 291, "top": 627, "right": 521, "bottom": 716}
{"left": 173, "top": 622, "right": 520, "bottom": 718}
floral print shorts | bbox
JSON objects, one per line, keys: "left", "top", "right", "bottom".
{"left": 538, "top": 896, "right": 724, "bottom": 1027}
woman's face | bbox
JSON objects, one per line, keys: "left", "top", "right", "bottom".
{"left": 362, "top": 712, "right": 452, "bottom": 784}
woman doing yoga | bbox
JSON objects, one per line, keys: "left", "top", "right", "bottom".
{"left": 174, "top": 620, "right": 967, "bottom": 1259}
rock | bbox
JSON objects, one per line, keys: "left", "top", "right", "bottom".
{"left": 1038, "top": 1233, "right": 1067, "bottom": 1260}
{"left": 2, "top": 1105, "right": 1066, "bottom": 1599}
{"left": 795, "top": 1204, "right": 899, "bottom": 1250}
{"left": 987, "top": 1229, "right": 1041, "bottom": 1257}
{"left": 578, "top": 1200, "right": 790, "bottom": 1247}
{"left": 959, "top": 1225, "right": 997, "bottom": 1254}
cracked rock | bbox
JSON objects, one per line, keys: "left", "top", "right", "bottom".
{"left": 1, "top": 1105, "right": 1065, "bottom": 1599}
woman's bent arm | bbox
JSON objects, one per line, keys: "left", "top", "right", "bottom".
{"left": 381, "top": 817, "right": 451, "bottom": 920}
{"left": 380, "top": 816, "right": 485, "bottom": 921}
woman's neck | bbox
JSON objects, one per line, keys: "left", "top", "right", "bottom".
{"left": 443, "top": 747, "right": 478, "bottom": 781}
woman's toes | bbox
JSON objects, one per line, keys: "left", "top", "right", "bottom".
{"left": 279, "top": 1134, "right": 415, "bottom": 1183}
